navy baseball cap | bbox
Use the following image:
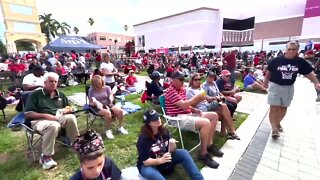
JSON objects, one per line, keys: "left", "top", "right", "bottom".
{"left": 143, "top": 109, "right": 160, "bottom": 123}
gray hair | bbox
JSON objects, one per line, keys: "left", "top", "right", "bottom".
{"left": 43, "top": 72, "right": 59, "bottom": 82}
{"left": 286, "top": 41, "right": 300, "bottom": 49}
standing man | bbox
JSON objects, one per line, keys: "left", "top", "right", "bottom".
{"left": 264, "top": 41, "right": 320, "bottom": 138}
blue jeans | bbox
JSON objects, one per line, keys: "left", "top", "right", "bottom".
{"left": 140, "top": 149, "right": 203, "bottom": 180}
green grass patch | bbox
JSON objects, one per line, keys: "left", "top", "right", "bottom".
{"left": 0, "top": 84, "right": 248, "bottom": 179}
{"left": 138, "top": 70, "right": 148, "bottom": 77}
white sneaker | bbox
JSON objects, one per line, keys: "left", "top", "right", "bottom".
{"left": 39, "top": 155, "right": 57, "bottom": 170}
{"left": 105, "top": 130, "right": 114, "bottom": 139}
{"left": 118, "top": 127, "right": 128, "bottom": 135}
{"left": 316, "top": 96, "right": 320, "bottom": 102}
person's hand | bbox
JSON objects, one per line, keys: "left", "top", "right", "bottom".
{"left": 196, "top": 93, "right": 206, "bottom": 101}
{"left": 159, "top": 152, "right": 172, "bottom": 164}
{"left": 216, "top": 96, "right": 222, "bottom": 102}
{"left": 193, "top": 109, "right": 202, "bottom": 116}
{"left": 315, "top": 83, "right": 320, "bottom": 90}
{"left": 63, "top": 106, "right": 73, "bottom": 114}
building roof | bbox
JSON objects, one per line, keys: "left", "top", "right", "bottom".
{"left": 133, "top": 7, "right": 219, "bottom": 27}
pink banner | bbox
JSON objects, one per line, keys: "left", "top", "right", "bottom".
{"left": 304, "top": 0, "right": 320, "bottom": 18}
{"left": 156, "top": 48, "right": 169, "bottom": 54}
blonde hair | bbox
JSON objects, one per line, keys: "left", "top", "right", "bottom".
{"left": 91, "top": 75, "right": 105, "bottom": 90}
{"left": 189, "top": 73, "right": 201, "bottom": 88}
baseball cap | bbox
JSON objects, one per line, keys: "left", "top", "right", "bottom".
{"left": 172, "top": 71, "right": 185, "bottom": 79}
{"left": 220, "top": 70, "right": 231, "bottom": 76}
{"left": 73, "top": 129, "right": 104, "bottom": 155}
{"left": 33, "top": 65, "right": 44, "bottom": 72}
{"left": 151, "top": 71, "right": 160, "bottom": 79}
{"left": 143, "top": 109, "right": 160, "bottom": 124}
{"left": 207, "top": 71, "right": 216, "bottom": 77}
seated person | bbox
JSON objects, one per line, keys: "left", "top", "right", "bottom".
{"left": 254, "top": 65, "right": 264, "bottom": 83}
{"left": 55, "top": 62, "right": 68, "bottom": 86}
{"left": 137, "top": 109, "right": 203, "bottom": 180}
{"left": 71, "top": 130, "right": 122, "bottom": 180}
{"left": 147, "top": 71, "right": 164, "bottom": 103}
{"left": 187, "top": 73, "right": 240, "bottom": 140}
{"left": 163, "top": 71, "right": 173, "bottom": 89}
{"left": 165, "top": 71, "right": 222, "bottom": 169}
{"left": 73, "top": 62, "right": 89, "bottom": 84}
{"left": 216, "top": 70, "right": 242, "bottom": 104}
{"left": 125, "top": 70, "right": 138, "bottom": 93}
{"left": 244, "top": 69, "right": 267, "bottom": 92}
{"left": 124, "top": 61, "right": 136, "bottom": 74}
{"left": 24, "top": 72, "right": 79, "bottom": 170}
{"left": 22, "top": 65, "right": 45, "bottom": 91}
{"left": 88, "top": 75, "right": 128, "bottom": 139}
{"left": 202, "top": 72, "right": 238, "bottom": 118}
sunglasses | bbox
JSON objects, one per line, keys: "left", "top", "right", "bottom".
{"left": 225, "top": 75, "right": 231, "bottom": 78}
{"left": 193, "top": 78, "right": 201, "bottom": 81}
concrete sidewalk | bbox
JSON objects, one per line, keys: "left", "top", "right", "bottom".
{"left": 252, "top": 78, "right": 320, "bottom": 180}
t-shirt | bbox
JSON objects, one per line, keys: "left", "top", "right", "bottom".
{"left": 100, "top": 62, "right": 115, "bottom": 83}
{"left": 147, "top": 81, "right": 163, "bottom": 97}
{"left": 70, "top": 157, "right": 122, "bottom": 180}
{"left": 136, "top": 130, "right": 173, "bottom": 173}
{"left": 125, "top": 76, "right": 137, "bottom": 86}
{"left": 22, "top": 73, "right": 44, "bottom": 87}
{"left": 216, "top": 78, "right": 232, "bottom": 92}
{"left": 165, "top": 86, "right": 191, "bottom": 116}
{"left": 88, "top": 86, "right": 112, "bottom": 106}
{"left": 186, "top": 88, "right": 207, "bottom": 111}
{"left": 267, "top": 56, "right": 313, "bottom": 86}
{"left": 224, "top": 53, "right": 236, "bottom": 70}
{"left": 243, "top": 74, "right": 256, "bottom": 88}
{"left": 202, "top": 81, "right": 220, "bottom": 97}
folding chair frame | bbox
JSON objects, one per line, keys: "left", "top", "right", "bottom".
{"left": 159, "top": 95, "right": 201, "bottom": 152}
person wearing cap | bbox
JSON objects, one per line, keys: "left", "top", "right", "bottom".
{"left": 165, "top": 71, "right": 222, "bottom": 169}
{"left": 216, "top": 70, "right": 242, "bottom": 105}
{"left": 71, "top": 130, "right": 122, "bottom": 180}
{"left": 125, "top": 70, "right": 138, "bottom": 93}
{"left": 145, "top": 71, "right": 164, "bottom": 104}
{"left": 263, "top": 41, "right": 320, "bottom": 138}
{"left": 187, "top": 73, "right": 240, "bottom": 140}
{"left": 243, "top": 69, "right": 267, "bottom": 92}
{"left": 22, "top": 65, "right": 45, "bottom": 91}
{"left": 136, "top": 109, "right": 203, "bottom": 180}
{"left": 24, "top": 72, "right": 80, "bottom": 170}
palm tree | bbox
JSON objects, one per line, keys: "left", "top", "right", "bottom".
{"left": 56, "top": 22, "right": 71, "bottom": 35}
{"left": 39, "top": 13, "right": 59, "bottom": 42}
{"left": 73, "top": 27, "right": 79, "bottom": 35}
{"left": 88, "top": 18, "right": 95, "bottom": 32}
{"left": 123, "top": 24, "right": 128, "bottom": 43}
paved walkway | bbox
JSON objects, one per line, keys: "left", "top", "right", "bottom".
{"left": 252, "top": 78, "right": 320, "bottom": 180}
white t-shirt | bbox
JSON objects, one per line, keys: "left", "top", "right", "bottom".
{"left": 100, "top": 62, "right": 116, "bottom": 83}
{"left": 79, "top": 56, "right": 86, "bottom": 64}
{"left": 22, "top": 73, "right": 44, "bottom": 87}
{"left": 135, "top": 57, "right": 142, "bottom": 64}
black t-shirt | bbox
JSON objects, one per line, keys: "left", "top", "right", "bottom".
{"left": 70, "top": 157, "right": 121, "bottom": 180}
{"left": 267, "top": 56, "right": 313, "bottom": 85}
{"left": 148, "top": 81, "right": 163, "bottom": 97}
{"left": 136, "top": 130, "right": 172, "bottom": 173}
{"left": 216, "top": 78, "right": 233, "bottom": 92}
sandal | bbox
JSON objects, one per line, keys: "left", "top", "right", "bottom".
{"left": 227, "top": 132, "right": 240, "bottom": 140}
{"left": 272, "top": 131, "right": 280, "bottom": 139}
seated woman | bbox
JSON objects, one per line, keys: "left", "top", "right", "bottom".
{"left": 147, "top": 71, "right": 164, "bottom": 104}
{"left": 71, "top": 130, "right": 122, "bottom": 180}
{"left": 125, "top": 70, "right": 138, "bottom": 93}
{"left": 88, "top": 75, "right": 128, "bottom": 139}
{"left": 187, "top": 73, "right": 240, "bottom": 140}
{"left": 55, "top": 62, "right": 68, "bottom": 87}
{"left": 203, "top": 72, "right": 238, "bottom": 118}
{"left": 136, "top": 109, "right": 204, "bottom": 180}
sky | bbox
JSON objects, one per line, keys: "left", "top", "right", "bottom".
{"left": 0, "top": 0, "right": 307, "bottom": 43}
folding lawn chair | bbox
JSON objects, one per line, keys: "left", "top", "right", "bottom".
{"left": 158, "top": 95, "right": 201, "bottom": 152}
{"left": 83, "top": 85, "right": 126, "bottom": 129}
{"left": 7, "top": 92, "right": 71, "bottom": 162}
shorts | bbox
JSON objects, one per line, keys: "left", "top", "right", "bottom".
{"left": 267, "top": 82, "right": 294, "bottom": 107}
{"left": 245, "top": 85, "right": 253, "bottom": 91}
{"left": 169, "top": 114, "right": 199, "bottom": 132}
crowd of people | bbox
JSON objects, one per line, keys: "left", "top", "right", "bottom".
{"left": 1, "top": 41, "right": 320, "bottom": 179}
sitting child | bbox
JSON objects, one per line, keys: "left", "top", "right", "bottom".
{"left": 71, "top": 130, "right": 122, "bottom": 180}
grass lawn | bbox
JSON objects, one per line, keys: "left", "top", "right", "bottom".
{"left": 0, "top": 82, "right": 248, "bottom": 180}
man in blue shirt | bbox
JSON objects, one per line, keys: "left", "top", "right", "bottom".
{"left": 244, "top": 69, "right": 267, "bottom": 92}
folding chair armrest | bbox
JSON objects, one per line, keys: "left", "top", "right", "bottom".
{"left": 163, "top": 115, "right": 182, "bottom": 121}
{"left": 83, "top": 104, "right": 99, "bottom": 116}
{"left": 7, "top": 112, "right": 25, "bottom": 129}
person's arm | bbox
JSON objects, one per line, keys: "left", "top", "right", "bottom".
{"left": 25, "top": 111, "right": 58, "bottom": 121}
{"left": 175, "top": 94, "right": 205, "bottom": 109}
{"left": 305, "top": 72, "right": 320, "bottom": 85}
{"left": 22, "top": 84, "right": 42, "bottom": 91}
{"left": 263, "top": 71, "right": 271, "bottom": 89}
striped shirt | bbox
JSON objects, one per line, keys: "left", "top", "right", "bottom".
{"left": 165, "top": 86, "right": 191, "bottom": 116}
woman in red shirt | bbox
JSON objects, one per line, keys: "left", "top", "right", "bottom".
{"left": 125, "top": 70, "right": 138, "bottom": 93}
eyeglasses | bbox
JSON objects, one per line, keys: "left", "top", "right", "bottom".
{"left": 193, "top": 78, "right": 201, "bottom": 81}
{"left": 288, "top": 48, "right": 298, "bottom": 51}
